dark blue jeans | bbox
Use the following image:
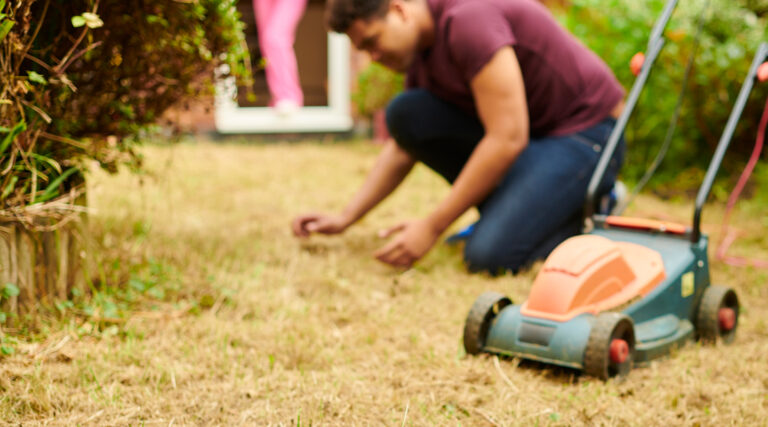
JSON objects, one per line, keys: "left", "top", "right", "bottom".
{"left": 386, "top": 89, "right": 624, "bottom": 274}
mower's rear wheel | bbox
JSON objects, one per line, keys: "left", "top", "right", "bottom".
{"left": 583, "top": 312, "right": 635, "bottom": 380}
{"left": 696, "top": 285, "right": 739, "bottom": 344}
{"left": 463, "top": 292, "right": 512, "bottom": 355}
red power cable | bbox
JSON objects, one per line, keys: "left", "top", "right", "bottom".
{"left": 715, "top": 95, "right": 768, "bottom": 268}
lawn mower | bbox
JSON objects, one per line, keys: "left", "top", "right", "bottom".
{"left": 462, "top": 9, "right": 767, "bottom": 379}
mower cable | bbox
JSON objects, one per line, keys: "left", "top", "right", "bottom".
{"left": 615, "top": 0, "right": 710, "bottom": 215}
{"left": 715, "top": 96, "right": 768, "bottom": 268}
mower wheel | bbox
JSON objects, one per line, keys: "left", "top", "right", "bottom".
{"left": 696, "top": 285, "right": 739, "bottom": 344}
{"left": 463, "top": 291, "right": 512, "bottom": 355}
{"left": 583, "top": 312, "right": 635, "bottom": 380}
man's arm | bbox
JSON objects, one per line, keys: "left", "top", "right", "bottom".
{"left": 292, "top": 139, "right": 416, "bottom": 237}
{"left": 426, "top": 46, "right": 529, "bottom": 232}
{"left": 375, "top": 46, "right": 528, "bottom": 266}
{"left": 340, "top": 139, "right": 416, "bottom": 225}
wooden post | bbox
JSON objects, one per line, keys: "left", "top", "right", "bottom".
{"left": 8, "top": 226, "right": 18, "bottom": 314}
{"left": 0, "top": 225, "right": 15, "bottom": 313}
{"left": 0, "top": 220, "right": 83, "bottom": 318}
{"left": 56, "top": 229, "right": 69, "bottom": 300}
{"left": 17, "top": 229, "right": 35, "bottom": 312}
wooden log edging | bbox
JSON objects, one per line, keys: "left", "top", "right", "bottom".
{"left": 0, "top": 219, "right": 84, "bottom": 317}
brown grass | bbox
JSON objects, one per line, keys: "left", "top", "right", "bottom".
{"left": 0, "top": 139, "right": 767, "bottom": 425}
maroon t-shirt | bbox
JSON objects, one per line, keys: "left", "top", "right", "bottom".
{"left": 407, "top": 0, "right": 624, "bottom": 138}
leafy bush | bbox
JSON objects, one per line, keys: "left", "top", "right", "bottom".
{"left": 559, "top": 0, "right": 768, "bottom": 188}
{"left": 352, "top": 62, "right": 404, "bottom": 119}
{"left": 0, "top": 0, "right": 250, "bottom": 213}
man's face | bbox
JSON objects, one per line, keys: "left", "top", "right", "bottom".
{"left": 347, "top": 1, "right": 420, "bottom": 72}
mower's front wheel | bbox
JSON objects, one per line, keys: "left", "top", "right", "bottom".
{"left": 696, "top": 285, "right": 739, "bottom": 344}
{"left": 583, "top": 312, "right": 635, "bottom": 380}
{"left": 463, "top": 291, "right": 512, "bottom": 355}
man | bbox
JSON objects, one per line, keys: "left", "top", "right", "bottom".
{"left": 291, "top": 0, "right": 625, "bottom": 273}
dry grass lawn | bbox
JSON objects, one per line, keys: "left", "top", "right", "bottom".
{"left": 1, "top": 139, "right": 767, "bottom": 425}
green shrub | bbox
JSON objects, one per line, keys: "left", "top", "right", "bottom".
{"left": 558, "top": 0, "right": 768, "bottom": 189}
{"left": 352, "top": 62, "right": 404, "bottom": 119}
{"left": 0, "top": 0, "right": 250, "bottom": 212}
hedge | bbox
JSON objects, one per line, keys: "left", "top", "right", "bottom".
{"left": 561, "top": 0, "right": 768, "bottom": 186}
{"left": 0, "top": 0, "right": 250, "bottom": 217}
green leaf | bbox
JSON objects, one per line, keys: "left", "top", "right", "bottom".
{"left": 1, "top": 346, "right": 14, "bottom": 355}
{"left": 129, "top": 278, "right": 146, "bottom": 292}
{"left": 146, "top": 15, "right": 169, "bottom": 27}
{"left": 71, "top": 16, "right": 86, "bottom": 28}
{"left": 147, "top": 287, "right": 165, "bottom": 299}
{"left": 36, "top": 167, "right": 80, "bottom": 203}
{"left": 3, "top": 283, "right": 19, "bottom": 298}
{"left": 0, "top": 19, "right": 13, "bottom": 43}
{"left": 73, "top": 12, "right": 103, "bottom": 29}
{"left": 29, "top": 153, "right": 62, "bottom": 174}
{"left": 0, "top": 312, "right": 6, "bottom": 323}
{"left": 27, "top": 70, "right": 47, "bottom": 85}
{"left": 55, "top": 300, "right": 73, "bottom": 312}
{"left": 0, "top": 121, "right": 25, "bottom": 155}
{"left": 102, "top": 301, "right": 118, "bottom": 319}
{"left": 0, "top": 126, "right": 9, "bottom": 133}
{"left": 1, "top": 176, "right": 18, "bottom": 199}
{"left": 0, "top": 0, "right": 6, "bottom": 11}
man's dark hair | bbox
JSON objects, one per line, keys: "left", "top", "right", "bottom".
{"left": 326, "top": 0, "right": 390, "bottom": 33}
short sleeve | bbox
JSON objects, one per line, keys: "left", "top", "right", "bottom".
{"left": 446, "top": 4, "right": 517, "bottom": 82}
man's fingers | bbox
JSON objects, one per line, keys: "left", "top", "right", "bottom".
{"left": 373, "top": 240, "right": 398, "bottom": 260}
{"left": 378, "top": 222, "right": 407, "bottom": 239}
{"left": 391, "top": 254, "right": 414, "bottom": 268}
{"left": 292, "top": 215, "right": 318, "bottom": 237}
{"left": 291, "top": 218, "right": 307, "bottom": 237}
{"left": 374, "top": 240, "right": 405, "bottom": 263}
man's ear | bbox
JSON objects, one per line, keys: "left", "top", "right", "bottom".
{"left": 388, "top": 0, "right": 410, "bottom": 21}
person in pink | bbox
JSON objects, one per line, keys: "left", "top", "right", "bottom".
{"left": 253, "top": 0, "right": 308, "bottom": 112}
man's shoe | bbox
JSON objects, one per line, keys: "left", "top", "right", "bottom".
{"left": 599, "top": 180, "right": 628, "bottom": 215}
{"left": 445, "top": 222, "right": 476, "bottom": 244}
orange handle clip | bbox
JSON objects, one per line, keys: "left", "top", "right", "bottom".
{"left": 630, "top": 52, "right": 645, "bottom": 77}
{"left": 605, "top": 216, "right": 687, "bottom": 234}
{"left": 758, "top": 62, "right": 768, "bottom": 83}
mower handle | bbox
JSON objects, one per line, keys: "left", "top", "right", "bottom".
{"left": 583, "top": 37, "right": 666, "bottom": 222}
{"left": 648, "top": 0, "right": 679, "bottom": 51}
{"left": 583, "top": 0, "right": 679, "bottom": 225}
{"left": 692, "top": 42, "right": 768, "bottom": 243}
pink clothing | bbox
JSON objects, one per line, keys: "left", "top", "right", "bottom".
{"left": 254, "top": 0, "right": 307, "bottom": 106}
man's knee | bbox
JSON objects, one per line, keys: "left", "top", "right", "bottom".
{"left": 385, "top": 90, "right": 428, "bottom": 150}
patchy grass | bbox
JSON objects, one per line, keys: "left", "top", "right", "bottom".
{"left": 0, "top": 139, "right": 766, "bottom": 425}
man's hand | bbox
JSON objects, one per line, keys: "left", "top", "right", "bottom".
{"left": 292, "top": 213, "right": 350, "bottom": 238}
{"left": 373, "top": 218, "right": 442, "bottom": 268}
{"left": 291, "top": 141, "right": 416, "bottom": 241}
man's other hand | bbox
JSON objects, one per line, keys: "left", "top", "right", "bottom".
{"left": 374, "top": 218, "right": 441, "bottom": 268}
{"left": 291, "top": 213, "right": 350, "bottom": 238}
